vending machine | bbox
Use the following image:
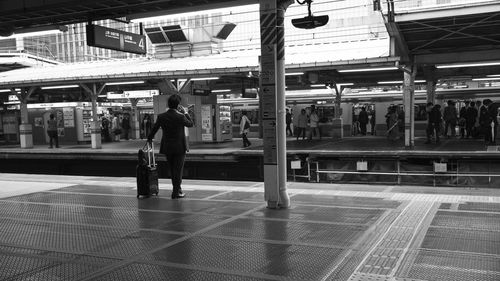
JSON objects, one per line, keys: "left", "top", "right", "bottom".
{"left": 216, "top": 105, "right": 232, "bottom": 142}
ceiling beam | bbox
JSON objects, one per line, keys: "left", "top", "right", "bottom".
{"left": 414, "top": 49, "right": 500, "bottom": 65}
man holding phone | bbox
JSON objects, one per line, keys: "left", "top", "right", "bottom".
{"left": 148, "top": 94, "right": 194, "bottom": 199}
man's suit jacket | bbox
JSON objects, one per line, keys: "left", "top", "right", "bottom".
{"left": 148, "top": 109, "right": 194, "bottom": 155}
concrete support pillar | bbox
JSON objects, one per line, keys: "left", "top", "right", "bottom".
{"left": 15, "top": 88, "right": 35, "bottom": 148}
{"left": 130, "top": 98, "right": 141, "bottom": 139}
{"left": 90, "top": 84, "right": 102, "bottom": 149}
{"left": 81, "top": 83, "right": 105, "bottom": 149}
{"left": 402, "top": 64, "right": 417, "bottom": 148}
{"left": 331, "top": 84, "right": 343, "bottom": 139}
{"left": 259, "top": 0, "right": 293, "bottom": 209}
{"left": 426, "top": 80, "right": 436, "bottom": 105}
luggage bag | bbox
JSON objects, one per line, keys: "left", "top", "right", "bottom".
{"left": 136, "top": 142, "right": 159, "bottom": 198}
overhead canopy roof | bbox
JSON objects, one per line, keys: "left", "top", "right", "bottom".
{"left": 386, "top": 1, "right": 500, "bottom": 65}
{"left": 0, "top": 0, "right": 254, "bottom": 36}
{"left": 0, "top": 39, "right": 397, "bottom": 89}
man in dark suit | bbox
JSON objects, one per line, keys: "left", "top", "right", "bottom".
{"left": 148, "top": 94, "right": 193, "bottom": 199}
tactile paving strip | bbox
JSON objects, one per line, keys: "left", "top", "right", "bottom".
{"left": 431, "top": 210, "right": 500, "bottom": 232}
{"left": 203, "top": 217, "right": 367, "bottom": 247}
{"left": 401, "top": 249, "right": 500, "bottom": 281}
{"left": 421, "top": 227, "right": 500, "bottom": 255}
{"left": 248, "top": 204, "right": 385, "bottom": 225}
{"left": 143, "top": 236, "right": 345, "bottom": 280}
{"left": 90, "top": 262, "right": 270, "bottom": 281}
{"left": 348, "top": 201, "right": 434, "bottom": 279}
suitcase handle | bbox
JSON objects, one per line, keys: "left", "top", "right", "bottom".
{"left": 143, "top": 142, "right": 156, "bottom": 167}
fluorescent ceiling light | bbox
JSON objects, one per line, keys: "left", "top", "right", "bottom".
{"left": 212, "top": 89, "right": 231, "bottom": 93}
{"left": 436, "top": 62, "right": 500, "bottom": 69}
{"left": 472, "top": 77, "right": 500, "bottom": 81}
{"left": 335, "top": 83, "right": 354, "bottom": 87}
{"left": 285, "top": 72, "right": 304, "bottom": 76}
{"left": 105, "top": 81, "right": 144, "bottom": 86}
{"left": 487, "top": 74, "right": 500, "bottom": 77}
{"left": 179, "top": 77, "right": 219, "bottom": 82}
{"left": 0, "top": 25, "right": 68, "bottom": 39}
{"left": 41, "top": 84, "right": 79, "bottom": 90}
{"left": 338, "top": 67, "right": 398, "bottom": 73}
{"left": 377, "top": 80, "right": 426, "bottom": 84}
{"left": 310, "top": 84, "right": 326, "bottom": 88}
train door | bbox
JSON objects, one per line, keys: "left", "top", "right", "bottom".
{"left": 352, "top": 104, "right": 374, "bottom": 135}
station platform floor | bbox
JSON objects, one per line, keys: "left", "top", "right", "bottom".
{"left": 0, "top": 135, "right": 498, "bottom": 158}
{"left": 1, "top": 173, "right": 499, "bottom": 281}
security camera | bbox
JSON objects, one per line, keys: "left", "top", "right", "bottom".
{"left": 292, "top": 0, "right": 329, "bottom": 29}
{"left": 292, "top": 15, "right": 329, "bottom": 29}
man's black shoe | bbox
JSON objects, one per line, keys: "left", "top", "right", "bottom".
{"left": 171, "top": 192, "right": 185, "bottom": 199}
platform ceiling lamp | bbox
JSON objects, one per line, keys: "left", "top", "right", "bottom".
{"left": 292, "top": 0, "right": 329, "bottom": 29}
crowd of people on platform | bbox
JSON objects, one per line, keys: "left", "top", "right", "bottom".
{"left": 424, "top": 99, "right": 499, "bottom": 145}
{"left": 99, "top": 112, "right": 153, "bottom": 143}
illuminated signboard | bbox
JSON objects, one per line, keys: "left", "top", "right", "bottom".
{"left": 86, "top": 24, "right": 146, "bottom": 54}
{"left": 107, "top": 90, "right": 159, "bottom": 99}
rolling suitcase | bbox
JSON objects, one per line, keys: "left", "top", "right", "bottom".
{"left": 136, "top": 142, "right": 159, "bottom": 198}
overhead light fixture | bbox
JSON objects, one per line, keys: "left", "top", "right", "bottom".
{"left": 487, "top": 74, "right": 500, "bottom": 77}
{"left": 41, "top": 84, "right": 79, "bottom": 90}
{"left": 436, "top": 61, "right": 500, "bottom": 69}
{"left": 105, "top": 81, "right": 144, "bottom": 86}
{"left": 378, "top": 80, "right": 426, "bottom": 84}
{"left": 179, "top": 77, "right": 220, "bottom": 82}
{"left": 310, "top": 84, "right": 327, "bottom": 88}
{"left": 0, "top": 25, "right": 68, "bottom": 39}
{"left": 472, "top": 77, "right": 500, "bottom": 81}
{"left": 285, "top": 72, "right": 304, "bottom": 76}
{"left": 338, "top": 67, "right": 398, "bottom": 73}
{"left": 212, "top": 89, "right": 232, "bottom": 93}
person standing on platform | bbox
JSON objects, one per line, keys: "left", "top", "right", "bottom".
{"left": 308, "top": 105, "right": 320, "bottom": 140}
{"left": 240, "top": 110, "right": 252, "bottom": 148}
{"left": 443, "top": 100, "right": 457, "bottom": 138}
{"left": 111, "top": 113, "right": 121, "bottom": 142}
{"left": 426, "top": 104, "right": 442, "bottom": 144}
{"left": 285, "top": 108, "right": 293, "bottom": 137}
{"left": 141, "top": 114, "right": 152, "bottom": 139}
{"left": 358, "top": 107, "right": 368, "bottom": 136}
{"left": 296, "top": 108, "right": 308, "bottom": 140}
{"left": 121, "top": 114, "right": 131, "bottom": 140}
{"left": 466, "top": 101, "right": 478, "bottom": 138}
{"left": 101, "top": 115, "right": 111, "bottom": 142}
{"left": 425, "top": 102, "right": 434, "bottom": 142}
{"left": 484, "top": 99, "right": 498, "bottom": 145}
{"left": 459, "top": 101, "right": 469, "bottom": 138}
{"left": 387, "top": 106, "right": 399, "bottom": 141}
{"left": 46, "top": 113, "right": 59, "bottom": 148}
{"left": 148, "top": 94, "right": 193, "bottom": 199}
{"left": 479, "top": 99, "right": 489, "bottom": 140}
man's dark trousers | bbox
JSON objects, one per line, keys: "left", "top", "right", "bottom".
{"left": 166, "top": 152, "right": 186, "bottom": 194}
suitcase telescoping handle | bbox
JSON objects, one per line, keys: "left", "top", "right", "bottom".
{"left": 143, "top": 142, "right": 156, "bottom": 167}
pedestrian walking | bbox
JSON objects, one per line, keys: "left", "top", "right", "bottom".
{"left": 285, "top": 108, "right": 293, "bottom": 137}
{"left": 240, "top": 110, "right": 252, "bottom": 147}
{"left": 147, "top": 94, "right": 194, "bottom": 199}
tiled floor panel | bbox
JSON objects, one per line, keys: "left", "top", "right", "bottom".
{"left": 0, "top": 175, "right": 499, "bottom": 281}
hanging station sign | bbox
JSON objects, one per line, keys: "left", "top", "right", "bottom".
{"left": 86, "top": 24, "right": 147, "bottom": 54}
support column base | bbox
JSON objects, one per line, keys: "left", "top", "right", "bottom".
{"left": 19, "top": 123, "right": 33, "bottom": 149}
{"left": 332, "top": 118, "right": 343, "bottom": 139}
{"left": 90, "top": 123, "right": 102, "bottom": 149}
